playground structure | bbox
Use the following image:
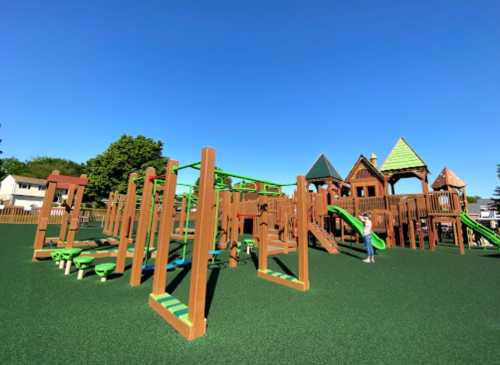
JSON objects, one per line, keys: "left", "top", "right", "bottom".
{"left": 304, "top": 137, "right": 500, "bottom": 254}
{"left": 32, "top": 171, "right": 89, "bottom": 259}
{"left": 30, "top": 138, "right": 500, "bottom": 341}
{"left": 143, "top": 148, "right": 310, "bottom": 340}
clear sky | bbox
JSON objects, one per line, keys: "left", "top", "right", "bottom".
{"left": 1, "top": 1, "right": 499, "bottom": 196}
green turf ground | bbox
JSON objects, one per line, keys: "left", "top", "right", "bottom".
{"left": 1, "top": 224, "right": 500, "bottom": 364}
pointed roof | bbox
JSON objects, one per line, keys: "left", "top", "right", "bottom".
{"left": 432, "top": 167, "right": 466, "bottom": 190}
{"left": 306, "top": 154, "right": 343, "bottom": 181}
{"left": 380, "top": 137, "right": 427, "bottom": 172}
{"left": 345, "top": 155, "right": 385, "bottom": 183}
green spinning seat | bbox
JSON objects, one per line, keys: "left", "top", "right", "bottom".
{"left": 95, "top": 263, "right": 116, "bottom": 282}
{"left": 60, "top": 248, "right": 83, "bottom": 261}
{"left": 50, "top": 249, "right": 64, "bottom": 264}
{"left": 74, "top": 256, "right": 95, "bottom": 280}
{"left": 60, "top": 248, "right": 83, "bottom": 275}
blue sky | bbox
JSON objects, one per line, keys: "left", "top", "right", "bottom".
{"left": 1, "top": 1, "right": 499, "bottom": 196}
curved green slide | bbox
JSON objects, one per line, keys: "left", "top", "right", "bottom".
{"left": 460, "top": 212, "right": 500, "bottom": 246}
{"left": 327, "top": 205, "right": 386, "bottom": 250}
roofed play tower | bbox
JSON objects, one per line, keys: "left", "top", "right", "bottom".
{"left": 432, "top": 167, "right": 467, "bottom": 210}
{"left": 305, "top": 154, "right": 347, "bottom": 197}
{"left": 381, "top": 137, "right": 429, "bottom": 194}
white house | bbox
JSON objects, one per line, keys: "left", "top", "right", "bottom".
{"left": 0, "top": 175, "right": 69, "bottom": 209}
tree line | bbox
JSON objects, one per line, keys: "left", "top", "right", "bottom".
{"left": 0, "top": 135, "right": 168, "bottom": 206}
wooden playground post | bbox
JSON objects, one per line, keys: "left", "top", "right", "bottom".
{"left": 429, "top": 217, "right": 436, "bottom": 251}
{"left": 257, "top": 197, "right": 269, "bottom": 272}
{"left": 219, "top": 191, "right": 230, "bottom": 249}
{"left": 229, "top": 192, "right": 240, "bottom": 268}
{"left": 407, "top": 200, "right": 416, "bottom": 250}
{"left": 33, "top": 171, "right": 59, "bottom": 259}
{"left": 116, "top": 173, "right": 137, "bottom": 273}
{"left": 296, "top": 176, "right": 310, "bottom": 290}
{"left": 108, "top": 192, "right": 118, "bottom": 235}
{"left": 130, "top": 167, "right": 156, "bottom": 287}
{"left": 113, "top": 196, "right": 125, "bottom": 237}
{"left": 58, "top": 184, "right": 76, "bottom": 243}
{"left": 148, "top": 192, "right": 160, "bottom": 249}
{"left": 152, "top": 160, "right": 179, "bottom": 296}
{"left": 398, "top": 202, "right": 405, "bottom": 247}
{"left": 187, "top": 147, "right": 216, "bottom": 339}
{"left": 452, "top": 193, "right": 465, "bottom": 255}
{"left": 103, "top": 191, "right": 114, "bottom": 235}
{"left": 65, "top": 175, "right": 86, "bottom": 247}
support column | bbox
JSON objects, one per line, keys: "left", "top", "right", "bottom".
{"left": 65, "top": 176, "right": 87, "bottom": 247}
{"left": 257, "top": 198, "right": 269, "bottom": 272}
{"left": 152, "top": 160, "right": 179, "bottom": 295}
{"left": 58, "top": 184, "right": 77, "bottom": 243}
{"left": 130, "top": 167, "right": 156, "bottom": 287}
{"left": 33, "top": 171, "right": 59, "bottom": 259}
{"left": 229, "top": 192, "right": 240, "bottom": 268}
{"left": 116, "top": 173, "right": 137, "bottom": 273}
{"left": 296, "top": 176, "right": 310, "bottom": 290}
{"left": 187, "top": 147, "right": 216, "bottom": 339}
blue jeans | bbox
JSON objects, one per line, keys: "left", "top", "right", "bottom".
{"left": 364, "top": 234, "right": 374, "bottom": 256}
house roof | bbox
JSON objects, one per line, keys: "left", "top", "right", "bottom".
{"left": 432, "top": 167, "right": 466, "bottom": 190}
{"left": 345, "top": 155, "right": 385, "bottom": 183}
{"left": 306, "top": 154, "right": 343, "bottom": 181}
{"left": 47, "top": 174, "right": 88, "bottom": 189}
{"left": 468, "top": 199, "right": 496, "bottom": 215}
{"left": 380, "top": 137, "right": 428, "bottom": 172}
{"left": 11, "top": 175, "right": 47, "bottom": 185}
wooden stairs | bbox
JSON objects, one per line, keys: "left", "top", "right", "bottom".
{"left": 308, "top": 222, "right": 339, "bottom": 254}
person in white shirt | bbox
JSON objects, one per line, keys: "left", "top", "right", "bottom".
{"left": 359, "top": 212, "right": 375, "bottom": 263}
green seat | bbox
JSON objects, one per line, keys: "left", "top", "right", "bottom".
{"left": 95, "top": 263, "right": 116, "bottom": 282}
{"left": 74, "top": 256, "right": 95, "bottom": 270}
{"left": 50, "top": 249, "right": 64, "bottom": 262}
{"left": 61, "top": 248, "right": 83, "bottom": 260}
{"left": 74, "top": 256, "right": 96, "bottom": 280}
{"left": 243, "top": 238, "right": 256, "bottom": 246}
{"left": 60, "top": 248, "right": 83, "bottom": 275}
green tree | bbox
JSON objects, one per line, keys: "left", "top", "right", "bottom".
{"left": 84, "top": 135, "right": 168, "bottom": 202}
{"left": 24, "top": 157, "right": 84, "bottom": 178}
{"left": 466, "top": 195, "right": 482, "bottom": 204}
{"left": 0, "top": 156, "right": 84, "bottom": 180}
{"left": 1, "top": 157, "right": 28, "bottom": 177}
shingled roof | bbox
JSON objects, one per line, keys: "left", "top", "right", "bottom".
{"left": 11, "top": 175, "right": 47, "bottom": 185}
{"left": 47, "top": 173, "right": 88, "bottom": 189}
{"left": 380, "top": 137, "right": 427, "bottom": 172}
{"left": 345, "top": 155, "right": 385, "bottom": 183}
{"left": 432, "top": 167, "right": 466, "bottom": 190}
{"left": 306, "top": 154, "right": 343, "bottom": 181}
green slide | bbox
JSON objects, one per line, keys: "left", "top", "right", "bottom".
{"left": 460, "top": 212, "right": 500, "bottom": 246}
{"left": 327, "top": 205, "right": 386, "bottom": 250}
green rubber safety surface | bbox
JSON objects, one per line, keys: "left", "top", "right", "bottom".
{"left": 2, "top": 224, "right": 500, "bottom": 364}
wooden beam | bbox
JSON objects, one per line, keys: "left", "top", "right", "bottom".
{"left": 129, "top": 167, "right": 156, "bottom": 287}
{"left": 152, "top": 160, "right": 179, "bottom": 295}
{"left": 116, "top": 173, "right": 137, "bottom": 273}
{"left": 187, "top": 147, "right": 216, "bottom": 339}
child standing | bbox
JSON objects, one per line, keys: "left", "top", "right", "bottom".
{"left": 359, "top": 212, "right": 375, "bottom": 263}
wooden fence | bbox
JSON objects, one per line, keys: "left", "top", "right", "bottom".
{"left": 0, "top": 207, "right": 107, "bottom": 225}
